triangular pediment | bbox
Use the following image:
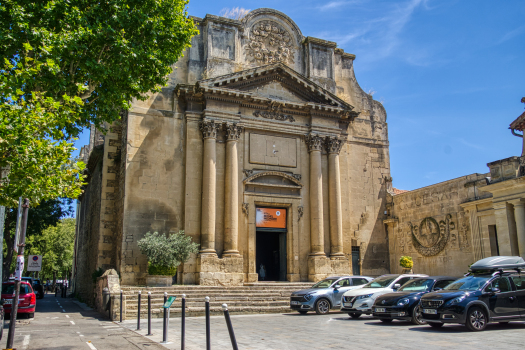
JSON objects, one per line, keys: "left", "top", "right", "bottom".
{"left": 197, "top": 63, "right": 354, "bottom": 110}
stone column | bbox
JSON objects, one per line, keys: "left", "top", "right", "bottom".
{"left": 511, "top": 199, "right": 525, "bottom": 259}
{"left": 199, "top": 120, "right": 220, "bottom": 256}
{"left": 493, "top": 201, "right": 519, "bottom": 256}
{"left": 223, "top": 123, "right": 243, "bottom": 257}
{"left": 306, "top": 134, "right": 325, "bottom": 256}
{"left": 327, "top": 138, "right": 344, "bottom": 258}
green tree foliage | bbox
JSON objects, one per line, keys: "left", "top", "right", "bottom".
{"left": 1, "top": 0, "right": 198, "bottom": 135}
{"left": 138, "top": 231, "right": 199, "bottom": 272}
{"left": 2, "top": 198, "right": 73, "bottom": 279}
{"left": 0, "top": 0, "right": 197, "bottom": 206}
{"left": 25, "top": 218, "right": 76, "bottom": 281}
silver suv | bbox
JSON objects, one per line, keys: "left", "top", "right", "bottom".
{"left": 290, "top": 276, "right": 373, "bottom": 314}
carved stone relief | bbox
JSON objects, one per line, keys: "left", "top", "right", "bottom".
{"left": 253, "top": 101, "right": 295, "bottom": 122}
{"left": 297, "top": 206, "right": 304, "bottom": 221}
{"left": 199, "top": 120, "right": 221, "bottom": 139}
{"left": 246, "top": 21, "right": 295, "bottom": 65}
{"left": 242, "top": 203, "right": 249, "bottom": 216}
{"left": 305, "top": 134, "right": 324, "bottom": 152}
{"left": 409, "top": 214, "right": 453, "bottom": 256}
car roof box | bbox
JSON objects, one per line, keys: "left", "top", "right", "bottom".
{"left": 470, "top": 256, "right": 525, "bottom": 272}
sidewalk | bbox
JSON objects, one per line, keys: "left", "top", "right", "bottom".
{"left": 0, "top": 292, "right": 165, "bottom": 350}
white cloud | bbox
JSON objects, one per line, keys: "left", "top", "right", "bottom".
{"left": 498, "top": 25, "right": 525, "bottom": 44}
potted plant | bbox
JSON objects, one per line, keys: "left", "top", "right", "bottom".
{"left": 399, "top": 256, "right": 414, "bottom": 274}
{"left": 138, "top": 230, "right": 199, "bottom": 287}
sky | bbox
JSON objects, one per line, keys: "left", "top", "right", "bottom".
{"left": 73, "top": 0, "right": 525, "bottom": 191}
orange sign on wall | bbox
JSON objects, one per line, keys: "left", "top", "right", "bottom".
{"left": 256, "top": 208, "right": 286, "bottom": 228}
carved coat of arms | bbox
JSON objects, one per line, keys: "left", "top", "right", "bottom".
{"left": 409, "top": 214, "right": 453, "bottom": 256}
{"left": 246, "top": 21, "right": 294, "bottom": 65}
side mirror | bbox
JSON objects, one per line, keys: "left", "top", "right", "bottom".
{"left": 333, "top": 284, "right": 340, "bottom": 290}
{"left": 492, "top": 287, "right": 500, "bottom": 294}
{"left": 393, "top": 284, "right": 401, "bottom": 290}
{"left": 434, "top": 287, "right": 442, "bottom": 291}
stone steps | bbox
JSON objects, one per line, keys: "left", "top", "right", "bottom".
{"left": 119, "top": 283, "right": 312, "bottom": 319}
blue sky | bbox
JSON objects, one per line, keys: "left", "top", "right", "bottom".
{"left": 73, "top": 0, "right": 525, "bottom": 191}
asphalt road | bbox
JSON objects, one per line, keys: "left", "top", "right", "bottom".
{"left": 122, "top": 310, "right": 525, "bottom": 350}
{"left": 0, "top": 292, "right": 165, "bottom": 350}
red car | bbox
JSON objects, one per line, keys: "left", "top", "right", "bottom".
{"left": 2, "top": 281, "right": 36, "bottom": 318}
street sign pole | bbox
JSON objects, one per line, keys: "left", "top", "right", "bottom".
{"left": 6, "top": 198, "right": 29, "bottom": 349}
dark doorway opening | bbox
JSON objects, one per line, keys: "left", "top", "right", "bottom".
{"left": 256, "top": 230, "right": 287, "bottom": 281}
{"left": 351, "top": 246, "right": 360, "bottom": 275}
{"left": 488, "top": 225, "right": 500, "bottom": 256}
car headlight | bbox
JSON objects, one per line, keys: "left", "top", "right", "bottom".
{"left": 447, "top": 295, "right": 466, "bottom": 305}
{"left": 304, "top": 294, "right": 313, "bottom": 301}
{"left": 356, "top": 293, "right": 374, "bottom": 300}
{"left": 397, "top": 298, "right": 410, "bottom": 306}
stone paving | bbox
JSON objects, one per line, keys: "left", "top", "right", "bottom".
{"left": 121, "top": 311, "right": 525, "bottom": 350}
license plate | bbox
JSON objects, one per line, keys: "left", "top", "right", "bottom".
{"left": 343, "top": 303, "right": 353, "bottom": 307}
{"left": 375, "top": 307, "right": 386, "bottom": 313}
{"left": 4, "top": 299, "right": 12, "bottom": 305}
{"left": 290, "top": 301, "right": 300, "bottom": 305}
{"left": 423, "top": 309, "right": 437, "bottom": 314}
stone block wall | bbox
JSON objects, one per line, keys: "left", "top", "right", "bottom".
{"left": 388, "top": 173, "right": 491, "bottom": 276}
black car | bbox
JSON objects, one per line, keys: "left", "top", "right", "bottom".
{"left": 420, "top": 256, "right": 525, "bottom": 331}
{"left": 373, "top": 276, "right": 456, "bottom": 325}
{"left": 32, "top": 279, "right": 45, "bottom": 299}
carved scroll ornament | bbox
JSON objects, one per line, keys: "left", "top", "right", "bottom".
{"left": 246, "top": 21, "right": 294, "bottom": 65}
{"left": 253, "top": 101, "right": 295, "bottom": 122}
{"left": 409, "top": 214, "right": 453, "bottom": 257}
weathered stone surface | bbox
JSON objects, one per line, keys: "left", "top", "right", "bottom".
{"left": 146, "top": 275, "right": 173, "bottom": 287}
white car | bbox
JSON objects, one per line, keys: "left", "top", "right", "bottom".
{"left": 340, "top": 274, "right": 428, "bottom": 318}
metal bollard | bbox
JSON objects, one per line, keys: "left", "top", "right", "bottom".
{"left": 181, "top": 294, "right": 186, "bottom": 350}
{"left": 120, "top": 290, "right": 123, "bottom": 323}
{"left": 55, "top": 287, "right": 57, "bottom": 297}
{"left": 222, "top": 304, "right": 239, "bottom": 350}
{"left": 162, "top": 292, "right": 168, "bottom": 343}
{"left": 146, "top": 292, "right": 152, "bottom": 336}
{"left": 137, "top": 291, "right": 141, "bottom": 330}
{"left": 205, "top": 296, "right": 210, "bottom": 350}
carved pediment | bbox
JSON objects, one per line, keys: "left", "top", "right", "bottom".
{"left": 243, "top": 171, "right": 302, "bottom": 187}
{"left": 197, "top": 63, "right": 356, "bottom": 112}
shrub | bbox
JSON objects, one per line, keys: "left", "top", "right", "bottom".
{"left": 148, "top": 265, "right": 177, "bottom": 276}
{"left": 138, "top": 231, "right": 199, "bottom": 274}
{"left": 399, "top": 256, "right": 414, "bottom": 269}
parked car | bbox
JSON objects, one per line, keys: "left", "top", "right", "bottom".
{"left": 32, "top": 279, "right": 45, "bottom": 299}
{"left": 372, "top": 276, "right": 457, "bottom": 325}
{"left": 290, "top": 276, "right": 373, "bottom": 314}
{"left": 1, "top": 281, "right": 36, "bottom": 318}
{"left": 420, "top": 256, "right": 525, "bottom": 331}
{"left": 340, "top": 274, "right": 428, "bottom": 318}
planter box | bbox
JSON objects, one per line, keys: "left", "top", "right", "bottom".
{"left": 146, "top": 275, "right": 173, "bottom": 287}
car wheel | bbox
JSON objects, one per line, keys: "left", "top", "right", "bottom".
{"left": 298, "top": 311, "right": 308, "bottom": 315}
{"left": 411, "top": 305, "right": 426, "bottom": 325}
{"left": 465, "top": 307, "right": 487, "bottom": 332}
{"left": 348, "top": 313, "right": 361, "bottom": 319}
{"left": 499, "top": 322, "right": 509, "bottom": 325}
{"left": 27, "top": 313, "right": 34, "bottom": 319}
{"left": 315, "top": 299, "right": 330, "bottom": 315}
{"left": 428, "top": 322, "right": 444, "bottom": 328}
{"left": 380, "top": 318, "right": 393, "bottom": 323}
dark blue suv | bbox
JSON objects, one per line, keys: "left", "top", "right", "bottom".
{"left": 420, "top": 256, "right": 525, "bottom": 331}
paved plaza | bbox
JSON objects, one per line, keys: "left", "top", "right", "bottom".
{"left": 121, "top": 311, "right": 525, "bottom": 350}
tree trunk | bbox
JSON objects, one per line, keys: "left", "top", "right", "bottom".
{"left": 2, "top": 215, "right": 13, "bottom": 281}
{"left": 52, "top": 271, "right": 57, "bottom": 292}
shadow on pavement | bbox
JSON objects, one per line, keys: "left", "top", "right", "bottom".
{"left": 407, "top": 322, "right": 525, "bottom": 333}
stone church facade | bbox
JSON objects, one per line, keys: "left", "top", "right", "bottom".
{"left": 74, "top": 8, "right": 392, "bottom": 290}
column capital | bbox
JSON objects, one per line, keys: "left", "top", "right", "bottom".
{"left": 199, "top": 120, "right": 220, "bottom": 139}
{"left": 305, "top": 133, "right": 324, "bottom": 152}
{"left": 326, "top": 137, "right": 344, "bottom": 154}
{"left": 224, "top": 123, "right": 243, "bottom": 141}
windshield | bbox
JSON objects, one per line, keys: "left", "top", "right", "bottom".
{"left": 311, "top": 278, "right": 339, "bottom": 288}
{"left": 362, "top": 276, "right": 397, "bottom": 288}
{"left": 2, "top": 284, "right": 31, "bottom": 294}
{"left": 399, "top": 279, "right": 433, "bottom": 292}
{"left": 444, "top": 276, "right": 490, "bottom": 291}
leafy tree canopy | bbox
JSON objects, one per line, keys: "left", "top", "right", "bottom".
{"left": 26, "top": 217, "right": 76, "bottom": 281}
{"left": 0, "top": 0, "right": 197, "bottom": 206}
{"left": 1, "top": 0, "right": 197, "bottom": 136}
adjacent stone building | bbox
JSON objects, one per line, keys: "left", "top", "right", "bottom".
{"left": 73, "top": 8, "right": 392, "bottom": 294}
{"left": 385, "top": 101, "right": 525, "bottom": 276}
